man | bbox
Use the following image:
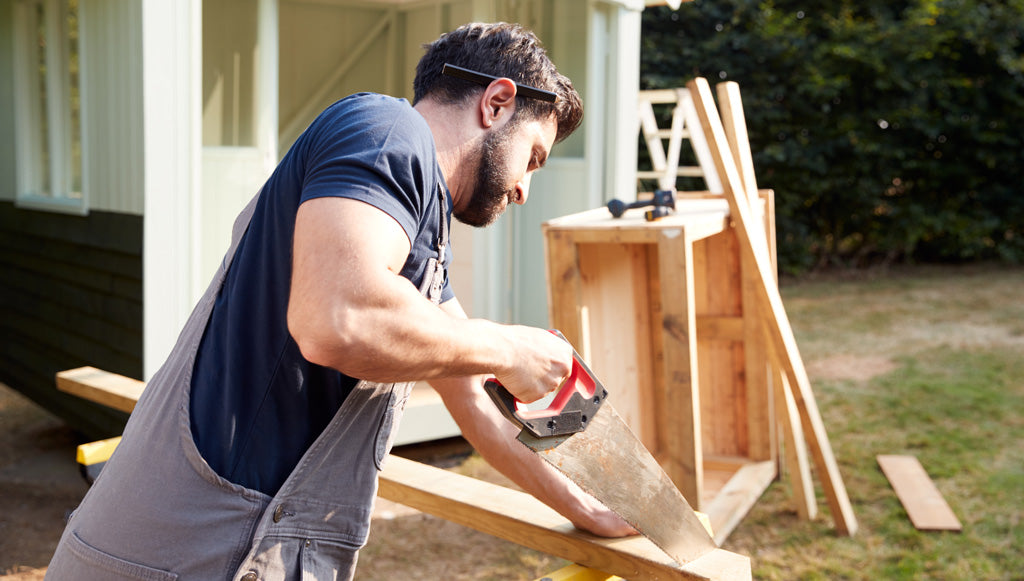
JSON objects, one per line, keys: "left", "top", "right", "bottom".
{"left": 46, "top": 22, "right": 633, "bottom": 581}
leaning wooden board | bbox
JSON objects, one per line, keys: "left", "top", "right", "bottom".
{"left": 877, "top": 454, "right": 962, "bottom": 532}
{"left": 688, "top": 77, "right": 858, "bottom": 536}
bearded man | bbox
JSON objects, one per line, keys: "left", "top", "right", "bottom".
{"left": 45, "top": 21, "right": 633, "bottom": 581}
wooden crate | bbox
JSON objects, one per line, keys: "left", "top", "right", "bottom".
{"left": 543, "top": 192, "right": 777, "bottom": 542}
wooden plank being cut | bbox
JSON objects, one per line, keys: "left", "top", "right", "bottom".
{"left": 877, "top": 455, "right": 962, "bottom": 532}
{"left": 380, "top": 455, "right": 752, "bottom": 581}
{"left": 58, "top": 366, "right": 753, "bottom": 579}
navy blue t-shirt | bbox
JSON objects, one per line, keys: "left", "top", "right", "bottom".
{"left": 190, "top": 94, "right": 453, "bottom": 496}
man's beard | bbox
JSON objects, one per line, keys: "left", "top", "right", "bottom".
{"left": 454, "top": 126, "right": 518, "bottom": 228}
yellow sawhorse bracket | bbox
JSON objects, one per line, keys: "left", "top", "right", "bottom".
{"left": 535, "top": 563, "right": 624, "bottom": 581}
{"left": 77, "top": 435, "right": 121, "bottom": 484}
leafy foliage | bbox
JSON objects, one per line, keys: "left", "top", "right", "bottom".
{"left": 641, "top": 0, "right": 1024, "bottom": 273}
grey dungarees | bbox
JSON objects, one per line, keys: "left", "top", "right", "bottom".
{"left": 46, "top": 187, "right": 449, "bottom": 581}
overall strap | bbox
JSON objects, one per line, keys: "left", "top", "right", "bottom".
{"left": 419, "top": 184, "right": 450, "bottom": 304}
{"left": 436, "top": 183, "right": 449, "bottom": 265}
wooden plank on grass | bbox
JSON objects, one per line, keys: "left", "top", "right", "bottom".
{"left": 877, "top": 455, "right": 962, "bottom": 532}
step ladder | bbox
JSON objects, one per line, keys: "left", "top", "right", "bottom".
{"left": 637, "top": 88, "right": 722, "bottom": 193}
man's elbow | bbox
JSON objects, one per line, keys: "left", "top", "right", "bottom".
{"left": 287, "top": 306, "right": 355, "bottom": 369}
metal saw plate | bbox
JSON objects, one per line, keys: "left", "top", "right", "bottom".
{"left": 518, "top": 401, "right": 717, "bottom": 564}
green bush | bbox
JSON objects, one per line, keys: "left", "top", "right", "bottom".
{"left": 641, "top": 0, "right": 1024, "bottom": 273}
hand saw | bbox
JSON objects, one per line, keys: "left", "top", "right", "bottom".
{"left": 483, "top": 331, "right": 718, "bottom": 565}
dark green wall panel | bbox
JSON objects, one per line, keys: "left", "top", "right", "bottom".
{"left": 0, "top": 202, "right": 140, "bottom": 438}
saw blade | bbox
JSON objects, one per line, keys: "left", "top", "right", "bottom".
{"left": 518, "top": 401, "right": 717, "bottom": 564}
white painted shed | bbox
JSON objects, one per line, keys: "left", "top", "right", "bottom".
{"left": 1, "top": 0, "right": 679, "bottom": 441}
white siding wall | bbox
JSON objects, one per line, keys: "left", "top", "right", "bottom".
{"left": 279, "top": 2, "right": 398, "bottom": 152}
{"left": 274, "top": 0, "right": 625, "bottom": 327}
{"left": 0, "top": 3, "right": 16, "bottom": 202}
{"left": 0, "top": 0, "right": 143, "bottom": 214}
{"left": 0, "top": 0, "right": 143, "bottom": 212}
{"left": 80, "top": 0, "right": 144, "bottom": 214}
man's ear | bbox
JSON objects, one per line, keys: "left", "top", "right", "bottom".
{"left": 478, "top": 78, "right": 518, "bottom": 129}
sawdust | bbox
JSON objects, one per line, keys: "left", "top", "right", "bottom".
{"left": 806, "top": 354, "right": 898, "bottom": 382}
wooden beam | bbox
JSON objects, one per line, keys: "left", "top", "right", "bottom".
{"left": 714, "top": 82, "right": 814, "bottom": 520}
{"left": 679, "top": 88, "right": 723, "bottom": 193}
{"left": 380, "top": 455, "right": 751, "bottom": 581}
{"left": 56, "top": 367, "right": 143, "bottom": 413}
{"left": 714, "top": 82, "right": 760, "bottom": 210}
{"left": 775, "top": 372, "right": 818, "bottom": 520}
{"left": 656, "top": 228, "right": 704, "bottom": 507}
{"left": 687, "top": 77, "right": 857, "bottom": 536}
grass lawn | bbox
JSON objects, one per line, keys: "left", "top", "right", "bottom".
{"left": 3, "top": 266, "right": 1017, "bottom": 580}
{"left": 360, "top": 264, "right": 1023, "bottom": 580}
{"left": 723, "top": 263, "right": 1024, "bottom": 580}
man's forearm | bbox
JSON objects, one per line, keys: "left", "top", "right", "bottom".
{"left": 431, "top": 375, "right": 636, "bottom": 538}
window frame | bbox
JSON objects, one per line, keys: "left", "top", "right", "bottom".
{"left": 12, "top": 0, "right": 89, "bottom": 215}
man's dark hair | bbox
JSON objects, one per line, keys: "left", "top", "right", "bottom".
{"left": 414, "top": 22, "right": 583, "bottom": 144}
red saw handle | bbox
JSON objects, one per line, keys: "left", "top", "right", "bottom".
{"left": 483, "top": 330, "right": 608, "bottom": 439}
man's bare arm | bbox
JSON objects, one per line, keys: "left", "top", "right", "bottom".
{"left": 429, "top": 298, "right": 637, "bottom": 538}
{"left": 287, "top": 196, "right": 570, "bottom": 402}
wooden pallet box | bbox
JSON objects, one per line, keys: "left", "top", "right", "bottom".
{"left": 542, "top": 193, "right": 777, "bottom": 542}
